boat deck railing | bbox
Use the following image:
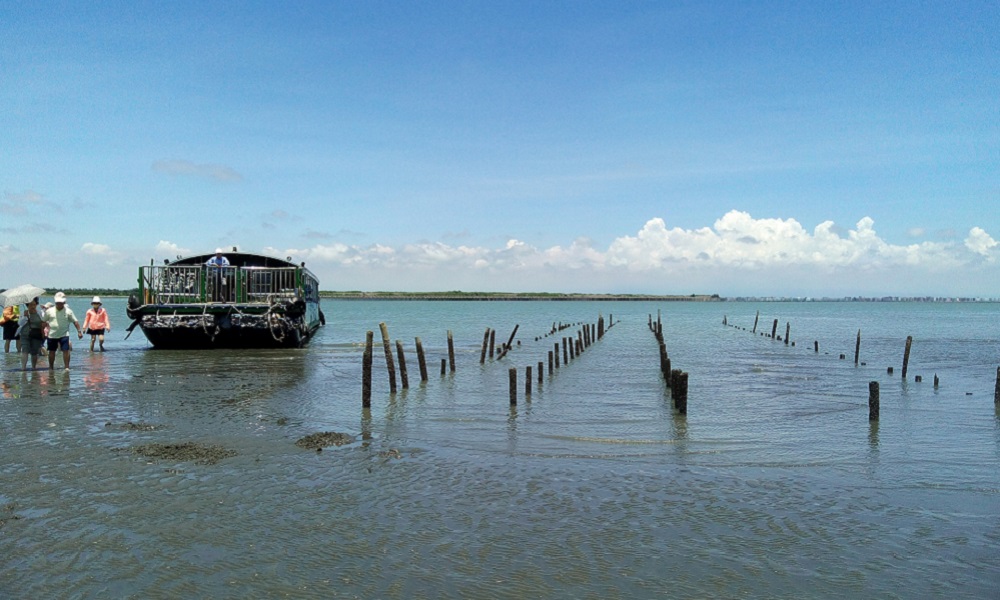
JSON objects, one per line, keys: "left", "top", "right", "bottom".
{"left": 140, "top": 265, "right": 301, "bottom": 305}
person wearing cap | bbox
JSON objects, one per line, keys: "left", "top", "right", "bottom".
{"left": 82, "top": 296, "right": 112, "bottom": 352}
{"left": 43, "top": 292, "right": 83, "bottom": 370}
{"left": 205, "top": 248, "right": 231, "bottom": 302}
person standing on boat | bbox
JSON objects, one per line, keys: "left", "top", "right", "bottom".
{"left": 206, "top": 248, "right": 230, "bottom": 302}
{"left": 2, "top": 302, "right": 20, "bottom": 352}
{"left": 82, "top": 296, "right": 111, "bottom": 352}
{"left": 17, "top": 297, "right": 46, "bottom": 370}
{"left": 44, "top": 292, "right": 83, "bottom": 370}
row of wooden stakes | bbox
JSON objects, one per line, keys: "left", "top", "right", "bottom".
{"left": 649, "top": 311, "right": 688, "bottom": 414}
{"left": 360, "top": 316, "right": 615, "bottom": 408}
{"left": 724, "top": 312, "right": 936, "bottom": 384}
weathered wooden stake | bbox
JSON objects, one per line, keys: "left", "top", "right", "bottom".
{"left": 554, "top": 343, "right": 560, "bottom": 368}
{"left": 538, "top": 361, "right": 543, "bottom": 385}
{"left": 525, "top": 366, "right": 532, "bottom": 397}
{"left": 869, "top": 381, "right": 879, "bottom": 421}
{"left": 854, "top": 329, "right": 861, "bottom": 365}
{"left": 395, "top": 340, "right": 409, "bottom": 389}
{"left": 548, "top": 350, "right": 554, "bottom": 374}
{"left": 440, "top": 358, "right": 447, "bottom": 376}
{"left": 362, "top": 331, "right": 373, "bottom": 408}
{"left": 814, "top": 340, "right": 819, "bottom": 353}
{"left": 480, "top": 327, "right": 490, "bottom": 364}
{"left": 489, "top": 329, "right": 496, "bottom": 358}
{"left": 771, "top": 319, "right": 778, "bottom": 340}
{"left": 752, "top": 310, "right": 760, "bottom": 334}
{"left": 504, "top": 325, "right": 519, "bottom": 351}
{"left": 934, "top": 373, "right": 939, "bottom": 388}
{"left": 415, "top": 337, "right": 428, "bottom": 382}
{"left": 379, "top": 322, "right": 397, "bottom": 393}
{"left": 670, "top": 369, "right": 682, "bottom": 407}
{"left": 995, "top": 366, "right": 1000, "bottom": 404}
{"left": 447, "top": 330, "right": 456, "bottom": 372}
{"left": 509, "top": 367, "right": 517, "bottom": 405}
{"left": 902, "top": 335, "right": 913, "bottom": 380}
{"left": 784, "top": 322, "right": 790, "bottom": 346}
{"left": 562, "top": 338, "right": 568, "bottom": 365}
{"left": 675, "top": 372, "right": 688, "bottom": 414}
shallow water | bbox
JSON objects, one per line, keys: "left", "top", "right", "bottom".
{"left": 2, "top": 298, "right": 999, "bottom": 597}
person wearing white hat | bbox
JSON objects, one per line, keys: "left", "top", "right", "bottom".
{"left": 83, "top": 296, "right": 111, "bottom": 352}
{"left": 205, "top": 248, "right": 231, "bottom": 302}
{"left": 43, "top": 291, "right": 83, "bottom": 370}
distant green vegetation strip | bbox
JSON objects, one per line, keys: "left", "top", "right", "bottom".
{"left": 320, "top": 291, "right": 722, "bottom": 301}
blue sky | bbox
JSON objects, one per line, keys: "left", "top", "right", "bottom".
{"left": 2, "top": 1, "right": 997, "bottom": 296}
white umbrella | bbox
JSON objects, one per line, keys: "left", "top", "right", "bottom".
{"left": 0, "top": 284, "right": 46, "bottom": 307}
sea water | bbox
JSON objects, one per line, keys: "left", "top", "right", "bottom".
{"left": 2, "top": 298, "right": 998, "bottom": 598}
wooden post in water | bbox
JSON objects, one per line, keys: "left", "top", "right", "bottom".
{"left": 995, "top": 366, "right": 1000, "bottom": 404}
{"left": 362, "top": 331, "right": 373, "bottom": 408}
{"left": 562, "top": 338, "right": 568, "bottom": 365}
{"left": 504, "top": 325, "right": 519, "bottom": 352}
{"left": 379, "top": 322, "right": 397, "bottom": 393}
{"left": 771, "top": 319, "right": 778, "bottom": 340}
{"left": 525, "top": 366, "right": 532, "bottom": 397}
{"left": 538, "top": 361, "right": 544, "bottom": 385}
{"left": 753, "top": 310, "right": 760, "bottom": 334}
{"left": 440, "top": 358, "right": 446, "bottom": 376}
{"left": 676, "top": 372, "right": 688, "bottom": 415}
{"left": 869, "top": 381, "right": 879, "bottom": 421}
{"left": 480, "top": 328, "right": 490, "bottom": 364}
{"left": 509, "top": 367, "right": 517, "bottom": 405}
{"left": 784, "top": 322, "right": 790, "bottom": 345}
{"left": 447, "top": 330, "right": 456, "bottom": 372}
{"left": 598, "top": 315, "right": 605, "bottom": 340}
{"left": 854, "top": 329, "right": 861, "bottom": 365}
{"left": 554, "top": 343, "right": 560, "bottom": 368}
{"left": 670, "top": 369, "right": 682, "bottom": 407}
{"left": 489, "top": 329, "right": 496, "bottom": 358}
{"left": 901, "top": 335, "right": 913, "bottom": 380}
{"left": 934, "top": 374, "right": 939, "bottom": 389}
{"left": 415, "top": 337, "right": 428, "bottom": 382}
{"left": 814, "top": 341, "right": 819, "bottom": 353}
{"left": 395, "top": 340, "right": 409, "bottom": 389}
{"left": 549, "top": 350, "right": 554, "bottom": 373}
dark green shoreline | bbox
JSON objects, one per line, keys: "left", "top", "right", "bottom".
{"left": 319, "top": 292, "right": 722, "bottom": 301}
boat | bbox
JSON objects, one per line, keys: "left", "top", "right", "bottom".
{"left": 126, "top": 250, "right": 324, "bottom": 349}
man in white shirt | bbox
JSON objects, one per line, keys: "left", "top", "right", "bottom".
{"left": 44, "top": 291, "right": 83, "bottom": 370}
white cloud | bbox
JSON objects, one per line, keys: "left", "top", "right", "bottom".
{"left": 81, "top": 242, "right": 113, "bottom": 255}
{"left": 155, "top": 240, "right": 191, "bottom": 256}
{"left": 965, "top": 227, "right": 997, "bottom": 253}
{"left": 151, "top": 159, "right": 243, "bottom": 182}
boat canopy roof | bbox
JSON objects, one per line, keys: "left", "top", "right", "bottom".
{"left": 170, "top": 251, "right": 317, "bottom": 278}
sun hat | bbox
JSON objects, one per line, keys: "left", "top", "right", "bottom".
{"left": 54, "top": 292, "right": 67, "bottom": 303}
{"left": 92, "top": 296, "right": 102, "bottom": 304}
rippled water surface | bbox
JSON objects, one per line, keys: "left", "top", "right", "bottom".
{"left": 2, "top": 299, "right": 999, "bottom": 598}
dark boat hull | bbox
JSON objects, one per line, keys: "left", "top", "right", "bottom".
{"left": 133, "top": 304, "right": 321, "bottom": 349}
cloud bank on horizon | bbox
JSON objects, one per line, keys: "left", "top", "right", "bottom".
{"left": 4, "top": 203, "right": 994, "bottom": 297}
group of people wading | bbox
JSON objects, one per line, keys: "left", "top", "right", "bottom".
{"left": 1, "top": 294, "right": 111, "bottom": 371}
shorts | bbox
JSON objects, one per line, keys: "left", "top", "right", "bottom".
{"left": 2, "top": 321, "right": 18, "bottom": 340}
{"left": 47, "top": 336, "right": 71, "bottom": 352}
{"left": 86, "top": 328, "right": 106, "bottom": 335}
{"left": 21, "top": 336, "right": 43, "bottom": 355}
